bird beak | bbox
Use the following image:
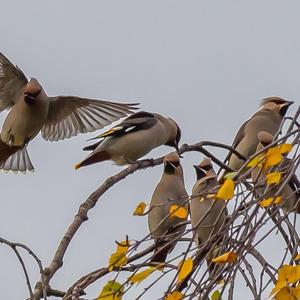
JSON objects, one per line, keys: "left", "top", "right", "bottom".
{"left": 193, "top": 165, "right": 206, "bottom": 180}
{"left": 281, "top": 100, "right": 294, "bottom": 108}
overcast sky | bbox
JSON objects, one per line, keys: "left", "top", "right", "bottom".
{"left": 0, "top": 1, "right": 300, "bottom": 299}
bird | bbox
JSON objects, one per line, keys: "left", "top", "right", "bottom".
{"left": 74, "top": 111, "right": 181, "bottom": 169}
{"left": 251, "top": 131, "right": 300, "bottom": 214}
{"left": 0, "top": 51, "right": 138, "bottom": 172}
{"left": 224, "top": 97, "right": 294, "bottom": 176}
{"left": 148, "top": 152, "right": 188, "bottom": 263}
{"left": 190, "top": 158, "right": 227, "bottom": 275}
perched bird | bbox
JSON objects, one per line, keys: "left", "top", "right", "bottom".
{"left": 75, "top": 111, "right": 181, "bottom": 169}
{"left": 225, "top": 97, "right": 294, "bottom": 174}
{"left": 0, "top": 51, "right": 138, "bottom": 172}
{"left": 148, "top": 152, "right": 188, "bottom": 263}
{"left": 252, "top": 131, "right": 300, "bottom": 214}
{"left": 190, "top": 158, "right": 227, "bottom": 274}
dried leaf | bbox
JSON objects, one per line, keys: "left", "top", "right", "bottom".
{"left": 211, "top": 252, "right": 237, "bottom": 264}
{"left": 177, "top": 257, "right": 193, "bottom": 282}
{"left": 266, "top": 172, "right": 282, "bottom": 186}
{"left": 264, "top": 147, "right": 282, "bottom": 169}
{"left": 128, "top": 267, "right": 156, "bottom": 284}
{"left": 169, "top": 205, "right": 188, "bottom": 219}
{"left": 211, "top": 290, "right": 222, "bottom": 300}
{"left": 97, "top": 280, "right": 123, "bottom": 300}
{"left": 259, "top": 196, "right": 282, "bottom": 208}
{"left": 279, "top": 143, "right": 293, "bottom": 154}
{"left": 133, "top": 202, "right": 147, "bottom": 216}
{"left": 165, "top": 291, "right": 183, "bottom": 300}
{"left": 216, "top": 179, "right": 235, "bottom": 201}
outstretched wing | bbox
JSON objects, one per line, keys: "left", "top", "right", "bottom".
{"left": 87, "top": 111, "right": 157, "bottom": 140}
{"left": 0, "top": 52, "right": 28, "bottom": 111}
{"left": 41, "top": 96, "right": 139, "bottom": 141}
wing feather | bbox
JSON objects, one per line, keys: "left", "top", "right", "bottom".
{"left": 41, "top": 96, "right": 139, "bottom": 141}
{"left": 0, "top": 52, "right": 28, "bottom": 111}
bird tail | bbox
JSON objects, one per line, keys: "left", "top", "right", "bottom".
{"left": 150, "top": 242, "right": 174, "bottom": 264}
{"left": 0, "top": 141, "right": 34, "bottom": 173}
{"left": 74, "top": 151, "right": 111, "bottom": 170}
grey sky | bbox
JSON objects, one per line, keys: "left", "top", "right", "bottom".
{"left": 0, "top": 1, "right": 299, "bottom": 299}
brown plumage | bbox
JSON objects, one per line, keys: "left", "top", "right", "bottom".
{"left": 148, "top": 152, "right": 188, "bottom": 263}
{"left": 0, "top": 51, "right": 138, "bottom": 172}
{"left": 222, "top": 97, "right": 294, "bottom": 179}
{"left": 75, "top": 111, "right": 181, "bottom": 169}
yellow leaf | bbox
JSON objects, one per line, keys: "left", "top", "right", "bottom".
{"left": 108, "top": 252, "right": 127, "bottom": 272}
{"left": 211, "top": 252, "right": 237, "bottom": 264}
{"left": 271, "top": 265, "right": 300, "bottom": 297}
{"left": 294, "top": 253, "right": 300, "bottom": 261}
{"left": 216, "top": 179, "right": 235, "bottom": 201}
{"left": 165, "top": 291, "right": 183, "bottom": 300}
{"left": 133, "top": 202, "right": 146, "bottom": 216}
{"left": 279, "top": 143, "right": 293, "bottom": 154}
{"left": 264, "top": 147, "right": 282, "bottom": 169}
{"left": 169, "top": 205, "right": 188, "bottom": 219}
{"left": 177, "top": 257, "right": 193, "bottom": 282}
{"left": 97, "top": 280, "right": 123, "bottom": 300}
{"left": 128, "top": 267, "right": 156, "bottom": 284}
{"left": 278, "top": 265, "right": 300, "bottom": 285}
{"left": 266, "top": 172, "right": 282, "bottom": 186}
{"left": 247, "top": 154, "right": 264, "bottom": 168}
{"left": 224, "top": 172, "right": 237, "bottom": 180}
{"left": 116, "top": 240, "right": 130, "bottom": 253}
{"left": 274, "top": 285, "right": 300, "bottom": 300}
{"left": 211, "top": 290, "right": 222, "bottom": 300}
{"left": 108, "top": 240, "right": 129, "bottom": 271}
{"left": 259, "top": 196, "right": 282, "bottom": 208}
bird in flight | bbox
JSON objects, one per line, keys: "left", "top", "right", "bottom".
{"left": 0, "top": 51, "right": 138, "bottom": 172}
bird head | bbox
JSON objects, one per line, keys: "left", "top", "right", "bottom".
{"left": 260, "top": 97, "right": 294, "bottom": 117}
{"left": 165, "top": 118, "right": 181, "bottom": 151}
{"left": 193, "top": 158, "right": 216, "bottom": 180}
{"left": 23, "top": 78, "right": 42, "bottom": 105}
{"left": 163, "top": 152, "right": 181, "bottom": 175}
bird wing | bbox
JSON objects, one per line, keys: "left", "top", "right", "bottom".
{"left": 0, "top": 52, "right": 28, "bottom": 111}
{"left": 222, "top": 119, "right": 248, "bottom": 166}
{"left": 41, "top": 96, "right": 139, "bottom": 141}
{"left": 86, "top": 111, "right": 158, "bottom": 140}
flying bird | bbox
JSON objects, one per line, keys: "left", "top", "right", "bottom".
{"left": 223, "top": 97, "right": 294, "bottom": 176}
{"left": 252, "top": 131, "right": 300, "bottom": 214}
{"left": 0, "top": 51, "right": 138, "bottom": 172}
{"left": 148, "top": 152, "right": 188, "bottom": 263}
{"left": 75, "top": 111, "right": 181, "bottom": 169}
{"left": 190, "top": 158, "right": 228, "bottom": 276}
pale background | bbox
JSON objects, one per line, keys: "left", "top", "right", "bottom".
{"left": 0, "top": 1, "right": 299, "bottom": 299}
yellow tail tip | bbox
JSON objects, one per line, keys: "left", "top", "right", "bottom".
{"left": 74, "top": 162, "right": 81, "bottom": 170}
